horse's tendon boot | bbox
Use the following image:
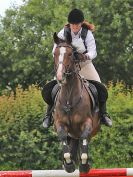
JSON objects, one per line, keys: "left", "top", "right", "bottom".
{"left": 62, "top": 141, "right": 76, "bottom": 173}
{"left": 80, "top": 139, "right": 88, "bottom": 165}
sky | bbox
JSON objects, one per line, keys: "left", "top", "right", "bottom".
{"left": 0, "top": 0, "right": 24, "bottom": 17}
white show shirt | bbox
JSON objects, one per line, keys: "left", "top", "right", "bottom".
{"left": 52, "top": 27, "right": 97, "bottom": 60}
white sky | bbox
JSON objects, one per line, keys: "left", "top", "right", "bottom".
{"left": 0, "top": 0, "right": 24, "bottom": 17}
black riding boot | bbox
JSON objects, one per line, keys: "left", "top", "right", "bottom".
{"left": 43, "top": 104, "right": 53, "bottom": 128}
{"left": 99, "top": 102, "right": 112, "bottom": 127}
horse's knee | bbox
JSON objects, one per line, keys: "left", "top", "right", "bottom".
{"left": 81, "top": 127, "right": 92, "bottom": 139}
{"left": 57, "top": 126, "right": 67, "bottom": 141}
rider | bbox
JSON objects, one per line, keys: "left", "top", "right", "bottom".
{"left": 43, "top": 8, "right": 112, "bottom": 128}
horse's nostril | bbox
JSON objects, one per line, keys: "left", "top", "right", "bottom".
{"left": 57, "top": 72, "right": 62, "bottom": 81}
{"left": 57, "top": 69, "right": 62, "bottom": 80}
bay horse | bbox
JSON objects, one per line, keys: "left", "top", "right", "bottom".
{"left": 53, "top": 32, "right": 100, "bottom": 173}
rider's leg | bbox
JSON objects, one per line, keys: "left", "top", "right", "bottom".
{"left": 93, "top": 81, "right": 112, "bottom": 127}
{"left": 42, "top": 80, "right": 59, "bottom": 128}
{"left": 43, "top": 104, "right": 53, "bottom": 128}
{"left": 89, "top": 80, "right": 112, "bottom": 127}
{"left": 99, "top": 101, "right": 112, "bottom": 127}
{"left": 79, "top": 61, "right": 101, "bottom": 82}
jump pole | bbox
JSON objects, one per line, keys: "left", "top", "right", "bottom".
{"left": 0, "top": 168, "right": 133, "bottom": 177}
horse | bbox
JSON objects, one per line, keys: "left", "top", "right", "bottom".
{"left": 53, "top": 32, "right": 100, "bottom": 173}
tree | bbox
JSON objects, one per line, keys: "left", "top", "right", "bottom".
{"left": 0, "top": 0, "right": 132, "bottom": 90}
{"left": 0, "top": 0, "right": 69, "bottom": 90}
{"left": 85, "top": 0, "right": 133, "bottom": 85}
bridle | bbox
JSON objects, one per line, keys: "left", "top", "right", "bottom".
{"left": 54, "top": 43, "right": 81, "bottom": 78}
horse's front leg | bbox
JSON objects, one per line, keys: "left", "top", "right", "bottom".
{"left": 79, "top": 119, "right": 92, "bottom": 173}
{"left": 56, "top": 123, "right": 71, "bottom": 163}
{"left": 55, "top": 120, "right": 75, "bottom": 173}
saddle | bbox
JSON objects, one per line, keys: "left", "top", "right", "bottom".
{"left": 83, "top": 80, "right": 99, "bottom": 113}
{"left": 41, "top": 80, "right": 58, "bottom": 105}
{"left": 42, "top": 79, "right": 108, "bottom": 113}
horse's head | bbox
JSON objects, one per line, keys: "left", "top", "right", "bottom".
{"left": 53, "top": 32, "right": 80, "bottom": 84}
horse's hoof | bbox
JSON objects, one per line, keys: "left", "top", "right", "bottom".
{"left": 79, "top": 162, "right": 91, "bottom": 173}
{"left": 63, "top": 161, "right": 75, "bottom": 173}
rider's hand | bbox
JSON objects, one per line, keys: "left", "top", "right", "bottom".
{"left": 78, "top": 53, "right": 89, "bottom": 62}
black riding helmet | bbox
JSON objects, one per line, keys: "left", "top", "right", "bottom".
{"left": 68, "top": 8, "right": 84, "bottom": 24}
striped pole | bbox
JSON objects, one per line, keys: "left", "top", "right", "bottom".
{"left": 0, "top": 168, "right": 133, "bottom": 177}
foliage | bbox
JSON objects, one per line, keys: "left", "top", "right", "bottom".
{"left": 86, "top": 0, "right": 133, "bottom": 85}
{"left": 0, "top": 83, "right": 132, "bottom": 170}
{"left": 90, "top": 82, "right": 133, "bottom": 168}
{"left": 0, "top": 0, "right": 133, "bottom": 90}
{"left": 0, "top": 85, "right": 62, "bottom": 170}
{"left": 0, "top": 0, "right": 132, "bottom": 171}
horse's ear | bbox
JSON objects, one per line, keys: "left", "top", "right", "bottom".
{"left": 65, "top": 31, "right": 72, "bottom": 44}
{"left": 53, "top": 32, "right": 60, "bottom": 44}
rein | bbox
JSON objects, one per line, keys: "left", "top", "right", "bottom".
{"left": 58, "top": 74, "right": 84, "bottom": 115}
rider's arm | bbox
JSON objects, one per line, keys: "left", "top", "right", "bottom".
{"left": 85, "top": 30, "right": 97, "bottom": 60}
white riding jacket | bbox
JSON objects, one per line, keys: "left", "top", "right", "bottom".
{"left": 52, "top": 27, "right": 97, "bottom": 60}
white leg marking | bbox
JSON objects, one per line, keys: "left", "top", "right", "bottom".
{"left": 81, "top": 153, "right": 88, "bottom": 164}
{"left": 83, "top": 139, "right": 87, "bottom": 145}
{"left": 64, "top": 153, "right": 71, "bottom": 164}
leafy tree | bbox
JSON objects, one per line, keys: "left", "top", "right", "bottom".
{"left": 85, "top": 0, "right": 133, "bottom": 85}
{"left": 0, "top": 0, "right": 132, "bottom": 90}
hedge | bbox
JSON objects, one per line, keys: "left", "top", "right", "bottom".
{"left": 0, "top": 83, "right": 132, "bottom": 170}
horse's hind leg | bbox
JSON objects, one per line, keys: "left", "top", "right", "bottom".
{"left": 79, "top": 123, "right": 92, "bottom": 173}
{"left": 56, "top": 124, "right": 75, "bottom": 173}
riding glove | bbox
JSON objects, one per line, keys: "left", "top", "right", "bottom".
{"left": 78, "top": 53, "right": 90, "bottom": 61}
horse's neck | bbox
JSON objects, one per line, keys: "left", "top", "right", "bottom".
{"left": 60, "top": 75, "right": 82, "bottom": 103}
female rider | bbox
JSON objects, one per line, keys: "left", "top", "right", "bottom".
{"left": 43, "top": 8, "right": 112, "bottom": 128}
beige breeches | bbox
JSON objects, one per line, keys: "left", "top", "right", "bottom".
{"left": 79, "top": 60, "right": 101, "bottom": 82}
